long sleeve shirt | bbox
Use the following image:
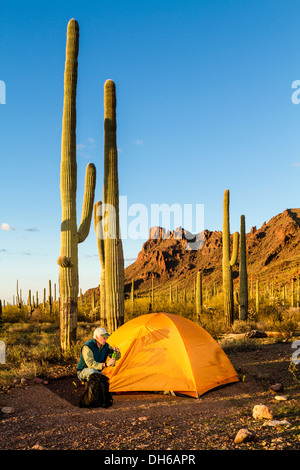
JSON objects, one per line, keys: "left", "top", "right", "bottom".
{"left": 82, "top": 343, "right": 121, "bottom": 371}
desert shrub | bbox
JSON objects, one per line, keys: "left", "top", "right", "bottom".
{"left": 220, "top": 336, "right": 259, "bottom": 353}
{"left": 258, "top": 303, "right": 284, "bottom": 323}
{"left": 277, "top": 315, "right": 299, "bottom": 339}
{"left": 0, "top": 321, "right": 98, "bottom": 387}
{"left": 231, "top": 320, "right": 255, "bottom": 333}
{"left": 289, "top": 359, "right": 300, "bottom": 384}
{"left": 1, "top": 306, "right": 28, "bottom": 323}
{"left": 199, "top": 317, "right": 225, "bottom": 339}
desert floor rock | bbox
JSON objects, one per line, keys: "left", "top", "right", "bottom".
{"left": 234, "top": 428, "right": 256, "bottom": 444}
{"left": 253, "top": 404, "right": 274, "bottom": 420}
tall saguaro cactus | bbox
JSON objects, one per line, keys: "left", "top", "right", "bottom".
{"left": 94, "top": 80, "right": 124, "bottom": 333}
{"left": 239, "top": 214, "right": 248, "bottom": 320}
{"left": 222, "top": 189, "right": 239, "bottom": 326}
{"left": 57, "top": 19, "right": 96, "bottom": 351}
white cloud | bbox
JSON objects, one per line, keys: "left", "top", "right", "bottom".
{"left": 292, "top": 162, "right": 300, "bottom": 167}
{"left": 76, "top": 144, "right": 86, "bottom": 150}
{"left": 77, "top": 138, "right": 97, "bottom": 158}
{"left": 87, "top": 137, "right": 96, "bottom": 148}
{"left": 1, "top": 223, "right": 14, "bottom": 231}
{"left": 125, "top": 257, "right": 137, "bottom": 265}
{"left": 135, "top": 140, "right": 143, "bottom": 146}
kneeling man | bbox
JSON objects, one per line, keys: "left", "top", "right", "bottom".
{"left": 77, "top": 327, "right": 121, "bottom": 382}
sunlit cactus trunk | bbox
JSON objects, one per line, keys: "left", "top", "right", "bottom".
{"left": 239, "top": 214, "right": 248, "bottom": 320}
{"left": 103, "top": 80, "right": 124, "bottom": 332}
{"left": 222, "top": 189, "right": 239, "bottom": 327}
{"left": 58, "top": 19, "right": 96, "bottom": 351}
{"left": 94, "top": 80, "right": 124, "bottom": 333}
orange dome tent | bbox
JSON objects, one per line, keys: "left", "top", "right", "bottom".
{"left": 104, "top": 313, "right": 238, "bottom": 398}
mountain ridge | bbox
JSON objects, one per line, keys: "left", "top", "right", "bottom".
{"left": 83, "top": 208, "right": 300, "bottom": 301}
{"left": 123, "top": 208, "right": 300, "bottom": 295}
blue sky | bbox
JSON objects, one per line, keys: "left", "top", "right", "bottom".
{"left": 1, "top": 0, "right": 300, "bottom": 303}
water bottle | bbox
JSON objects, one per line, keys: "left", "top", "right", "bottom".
{"left": 111, "top": 349, "right": 117, "bottom": 367}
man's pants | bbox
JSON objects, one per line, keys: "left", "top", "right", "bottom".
{"left": 77, "top": 368, "right": 103, "bottom": 382}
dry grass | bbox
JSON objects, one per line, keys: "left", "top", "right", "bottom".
{"left": 0, "top": 295, "right": 299, "bottom": 388}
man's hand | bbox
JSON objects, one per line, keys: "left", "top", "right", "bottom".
{"left": 106, "top": 358, "right": 116, "bottom": 367}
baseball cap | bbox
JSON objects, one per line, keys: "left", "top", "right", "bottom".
{"left": 97, "top": 327, "right": 110, "bottom": 338}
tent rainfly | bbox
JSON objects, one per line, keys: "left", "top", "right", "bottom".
{"left": 104, "top": 312, "right": 239, "bottom": 398}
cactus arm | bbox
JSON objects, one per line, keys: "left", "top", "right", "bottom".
{"left": 77, "top": 162, "right": 96, "bottom": 243}
{"left": 230, "top": 231, "right": 239, "bottom": 266}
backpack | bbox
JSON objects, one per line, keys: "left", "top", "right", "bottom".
{"left": 79, "top": 373, "right": 113, "bottom": 408}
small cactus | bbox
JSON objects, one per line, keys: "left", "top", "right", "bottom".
{"left": 291, "top": 279, "right": 295, "bottom": 307}
{"left": 169, "top": 285, "right": 172, "bottom": 304}
{"left": 48, "top": 280, "right": 52, "bottom": 315}
{"left": 196, "top": 270, "right": 203, "bottom": 318}
{"left": 222, "top": 189, "right": 239, "bottom": 326}
{"left": 131, "top": 279, "right": 135, "bottom": 311}
{"left": 27, "top": 290, "right": 33, "bottom": 314}
{"left": 256, "top": 279, "right": 260, "bottom": 313}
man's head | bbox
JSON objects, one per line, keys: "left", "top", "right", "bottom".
{"left": 94, "top": 327, "right": 110, "bottom": 345}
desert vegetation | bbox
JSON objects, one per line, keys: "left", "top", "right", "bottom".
{"left": 1, "top": 19, "right": 298, "bottom": 362}
{"left": 0, "top": 282, "right": 299, "bottom": 389}
{"left": 0, "top": 17, "right": 300, "bottom": 451}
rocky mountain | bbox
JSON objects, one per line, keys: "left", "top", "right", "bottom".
{"left": 123, "top": 208, "right": 300, "bottom": 296}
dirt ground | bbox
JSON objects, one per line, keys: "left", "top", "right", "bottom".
{"left": 0, "top": 340, "right": 299, "bottom": 453}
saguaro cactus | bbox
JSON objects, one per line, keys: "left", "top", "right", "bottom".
{"left": 94, "top": 200, "right": 106, "bottom": 323}
{"left": 256, "top": 279, "right": 260, "bottom": 313}
{"left": 291, "top": 279, "right": 295, "bottom": 307}
{"left": 48, "top": 280, "right": 52, "bottom": 315}
{"left": 131, "top": 279, "right": 135, "bottom": 311}
{"left": 94, "top": 80, "right": 124, "bottom": 333}
{"left": 195, "top": 271, "right": 203, "bottom": 319}
{"left": 57, "top": 19, "right": 96, "bottom": 351}
{"left": 222, "top": 189, "right": 239, "bottom": 326}
{"left": 239, "top": 214, "right": 248, "bottom": 320}
{"left": 27, "top": 290, "right": 32, "bottom": 314}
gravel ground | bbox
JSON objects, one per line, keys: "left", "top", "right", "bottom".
{"left": 0, "top": 341, "right": 299, "bottom": 454}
